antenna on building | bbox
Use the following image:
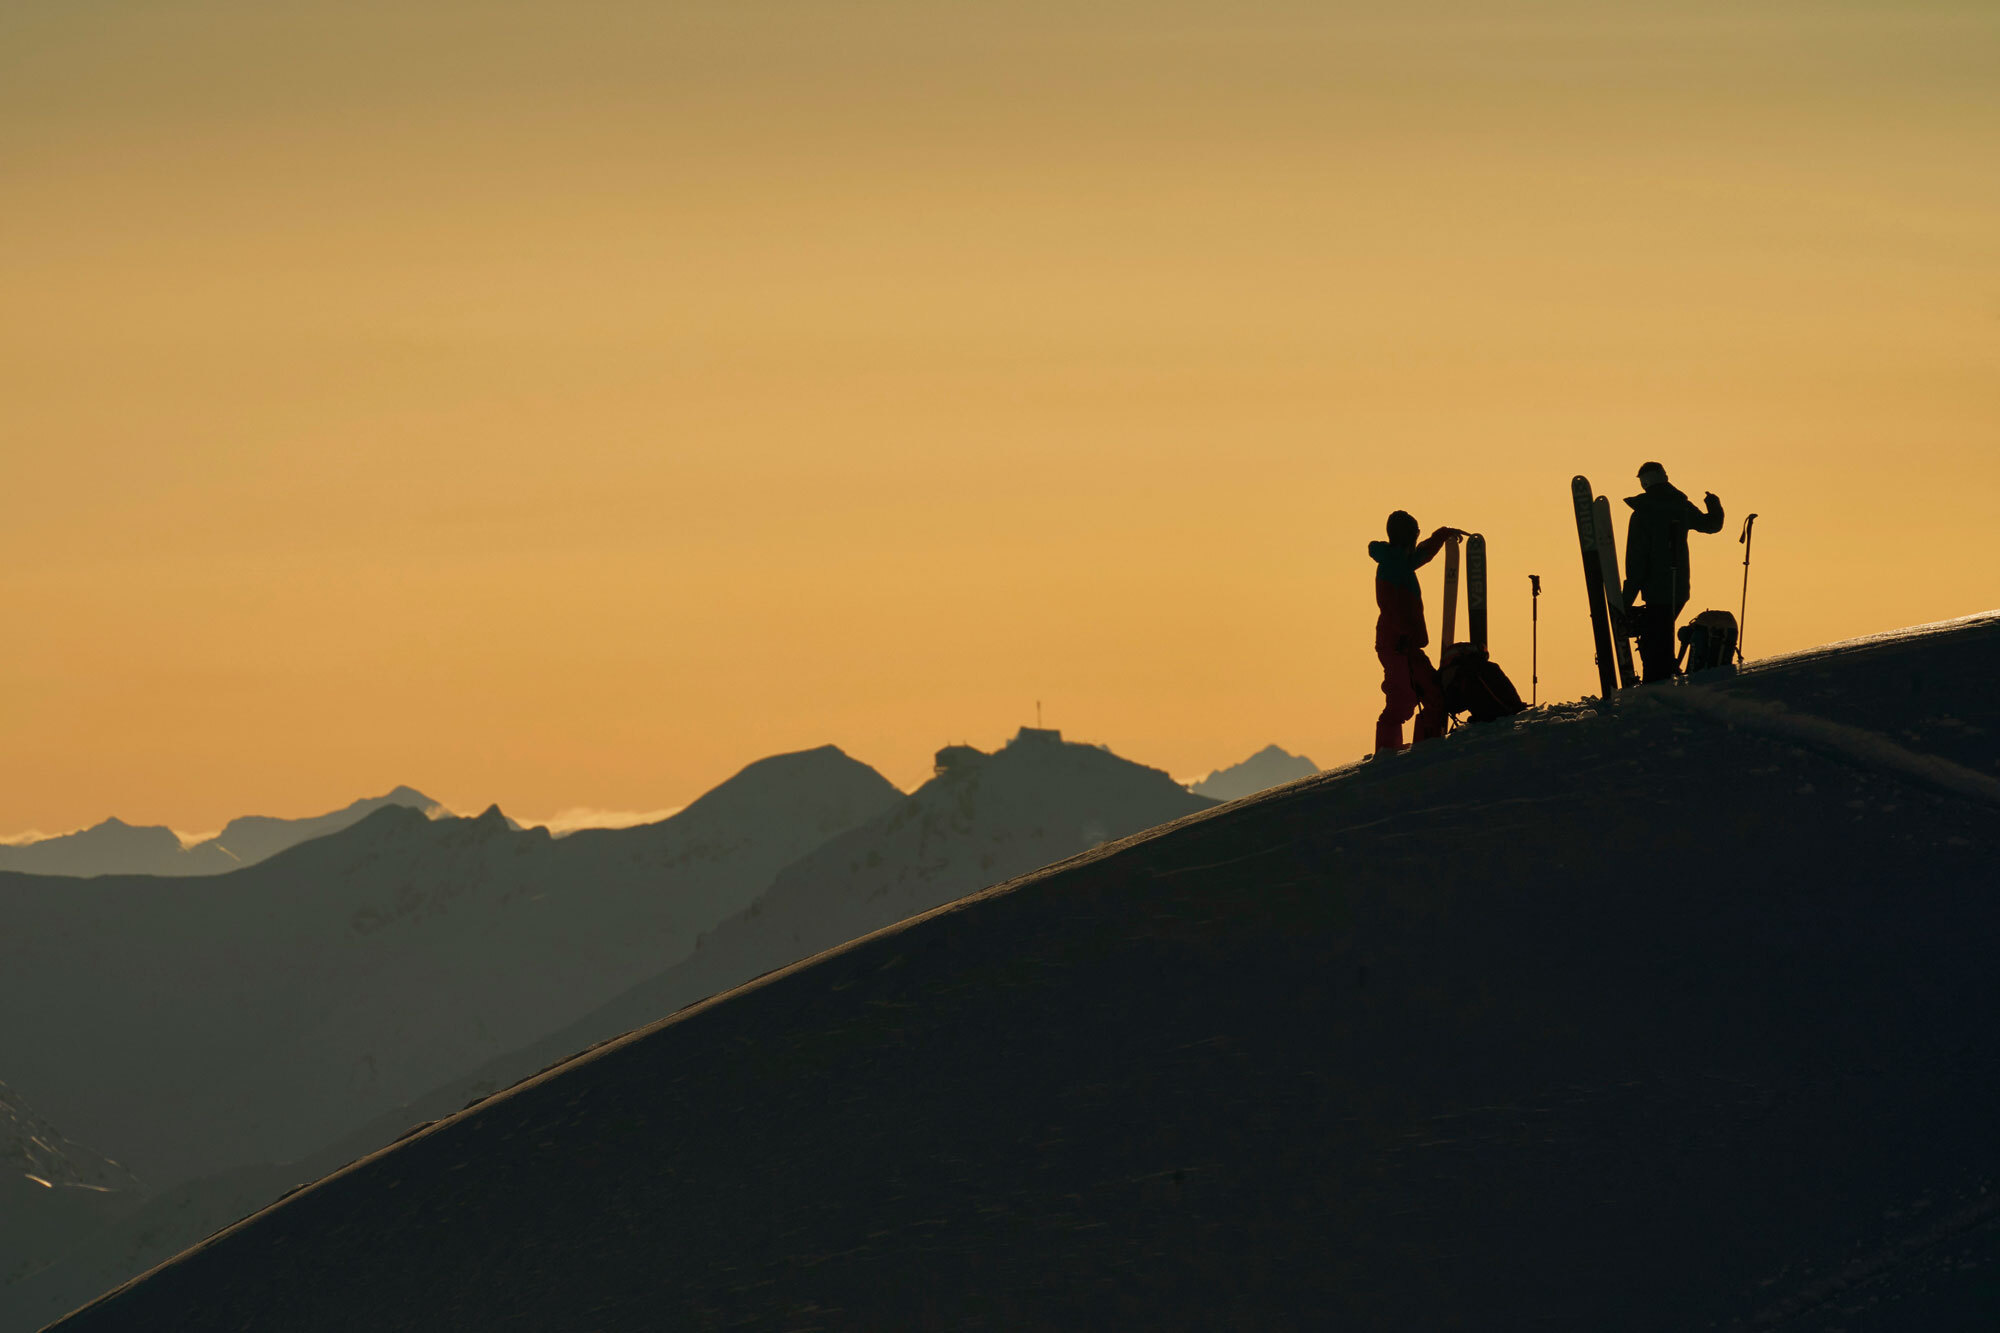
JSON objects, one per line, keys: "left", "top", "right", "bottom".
{"left": 1036, "top": 700, "right": 1042, "bottom": 728}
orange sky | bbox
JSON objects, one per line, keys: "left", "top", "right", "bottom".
{"left": 3, "top": 0, "right": 1996, "bottom": 834}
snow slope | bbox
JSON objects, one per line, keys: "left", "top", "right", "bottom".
{"left": 0, "top": 788, "right": 444, "bottom": 878}
{"left": 44, "top": 612, "right": 2000, "bottom": 1331}
{"left": 0, "top": 1085, "right": 142, "bottom": 1293}
{"left": 0, "top": 749, "right": 898, "bottom": 1191}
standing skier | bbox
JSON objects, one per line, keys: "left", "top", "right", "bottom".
{"left": 1370, "top": 510, "right": 1463, "bottom": 754}
{"left": 1621, "top": 461, "right": 1725, "bottom": 682}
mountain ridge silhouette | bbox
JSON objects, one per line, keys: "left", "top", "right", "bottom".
{"left": 0, "top": 749, "right": 900, "bottom": 1195}
{"left": 0, "top": 788, "right": 445, "bottom": 878}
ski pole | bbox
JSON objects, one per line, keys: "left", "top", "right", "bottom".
{"left": 1529, "top": 574, "right": 1540, "bottom": 706}
{"left": 1737, "top": 513, "right": 1758, "bottom": 663}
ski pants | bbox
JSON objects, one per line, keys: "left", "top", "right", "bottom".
{"left": 1376, "top": 646, "right": 1444, "bottom": 754}
{"left": 1633, "top": 600, "right": 1684, "bottom": 683}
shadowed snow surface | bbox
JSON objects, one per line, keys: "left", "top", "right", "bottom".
{"left": 44, "top": 614, "right": 2000, "bottom": 1330}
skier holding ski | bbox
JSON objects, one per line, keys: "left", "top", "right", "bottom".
{"left": 1620, "top": 462, "right": 1725, "bottom": 683}
{"left": 1370, "top": 510, "right": 1464, "bottom": 754}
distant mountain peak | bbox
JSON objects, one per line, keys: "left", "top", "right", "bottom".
{"left": 668, "top": 746, "right": 902, "bottom": 830}
{"left": 1190, "top": 746, "right": 1320, "bottom": 803}
{"left": 204, "top": 788, "right": 451, "bottom": 867}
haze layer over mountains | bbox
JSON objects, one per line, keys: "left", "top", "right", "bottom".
{"left": 36, "top": 612, "right": 2000, "bottom": 1331}
{"left": 1, "top": 730, "right": 1245, "bottom": 1331}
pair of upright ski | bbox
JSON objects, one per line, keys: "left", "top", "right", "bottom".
{"left": 1440, "top": 533, "right": 1488, "bottom": 651}
{"left": 1571, "top": 476, "right": 1637, "bottom": 697}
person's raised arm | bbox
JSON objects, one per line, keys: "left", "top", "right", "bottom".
{"left": 1411, "top": 526, "right": 1463, "bottom": 568}
{"left": 1691, "top": 491, "right": 1726, "bottom": 534}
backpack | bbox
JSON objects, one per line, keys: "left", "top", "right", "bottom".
{"left": 1439, "top": 643, "right": 1528, "bottom": 724}
{"left": 1676, "top": 609, "right": 1738, "bottom": 674}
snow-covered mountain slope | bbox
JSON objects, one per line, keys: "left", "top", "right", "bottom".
{"left": 1704, "top": 610, "right": 2000, "bottom": 776}
{"left": 0, "top": 788, "right": 444, "bottom": 878}
{"left": 45, "top": 612, "right": 2000, "bottom": 1331}
{"left": 0, "top": 1084, "right": 143, "bottom": 1294}
{"left": 422, "top": 726, "right": 1217, "bottom": 1106}
{"left": 1189, "top": 744, "right": 1319, "bottom": 802}
{"left": 0, "top": 748, "right": 899, "bottom": 1191}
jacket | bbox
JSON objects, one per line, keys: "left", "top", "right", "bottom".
{"left": 1369, "top": 531, "right": 1448, "bottom": 654}
{"left": 1622, "top": 482, "right": 1724, "bottom": 611}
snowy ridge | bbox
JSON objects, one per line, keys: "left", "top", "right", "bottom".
{"left": 1655, "top": 686, "right": 2000, "bottom": 808}
{"left": 1742, "top": 607, "right": 2000, "bottom": 673}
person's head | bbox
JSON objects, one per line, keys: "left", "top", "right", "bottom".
{"left": 1637, "top": 461, "right": 1669, "bottom": 489}
{"left": 1385, "top": 510, "right": 1419, "bottom": 547}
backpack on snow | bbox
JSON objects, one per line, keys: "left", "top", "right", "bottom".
{"left": 1676, "top": 609, "right": 1738, "bottom": 674}
{"left": 1439, "top": 643, "right": 1528, "bottom": 724}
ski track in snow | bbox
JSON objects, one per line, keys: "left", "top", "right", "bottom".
{"left": 1651, "top": 685, "right": 2000, "bottom": 810}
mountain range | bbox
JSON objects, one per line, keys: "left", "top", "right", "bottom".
{"left": 1, "top": 730, "right": 1214, "bottom": 1331}
{"left": 0, "top": 788, "right": 444, "bottom": 878}
{"left": 0, "top": 750, "right": 899, "bottom": 1193}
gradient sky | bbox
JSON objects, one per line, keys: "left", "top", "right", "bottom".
{"left": 3, "top": 0, "right": 1996, "bottom": 834}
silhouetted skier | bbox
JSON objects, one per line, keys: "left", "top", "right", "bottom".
{"left": 1370, "top": 511, "right": 1464, "bottom": 754}
{"left": 1621, "top": 462, "right": 1724, "bottom": 683}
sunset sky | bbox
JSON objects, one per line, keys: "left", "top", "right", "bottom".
{"left": 3, "top": 0, "right": 1996, "bottom": 835}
